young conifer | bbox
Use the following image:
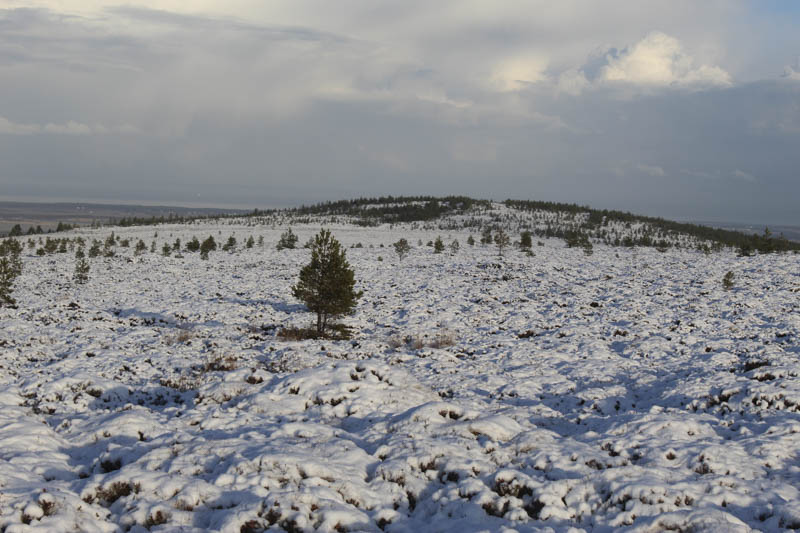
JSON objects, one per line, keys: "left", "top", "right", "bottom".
{"left": 292, "top": 229, "right": 362, "bottom": 335}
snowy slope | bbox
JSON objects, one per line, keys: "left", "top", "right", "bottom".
{"left": 1, "top": 220, "right": 799, "bottom": 532}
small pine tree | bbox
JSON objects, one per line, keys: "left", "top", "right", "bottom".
{"left": 0, "top": 256, "right": 20, "bottom": 306}
{"left": 276, "top": 228, "right": 299, "bottom": 250}
{"left": 88, "top": 240, "right": 102, "bottom": 258}
{"left": 74, "top": 252, "right": 89, "bottom": 284}
{"left": 150, "top": 240, "right": 157, "bottom": 253}
{"left": 467, "top": 235, "right": 475, "bottom": 246}
{"left": 292, "top": 229, "right": 362, "bottom": 335}
{"left": 162, "top": 242, "right": 172, "bottom": 256}
{"left": 480, "top": 227, "right": 493, "bottom": 245}
{"left": 494, "top": 229, "right": 510, "bottom": 256}
{"left": 449, "top": 239, "right": 460, "bottom": 255}
{"left": 246, "top": 236, "right": 255, "bottom": 249}
{"left": 722, "top": 271, "right": 734, "bottom": 290}
{"left": 200, "top": 236, "right": 216, "bottom": 260}
{"left": 433, "top": 236, "right": 445, "bottom": 254}
{"left": 186, "top": 236, "right": 200, "bottom": 252}
{"left": 134, "top": 239, "right": 147, "bottom": 255}
{"left": 393, "top": 238, "right": 411, "bottom": 261}
{"left": 519, "top": 231, "right": 532, "bottom": 251}
{"left": 223, "top": 235, "right": 237, "bottom": 252}
{"left": 0, "top": 240, "right": 22, "bottom": 306}
{"left": 258, "top": 235, "right": 264, "bottom": 247}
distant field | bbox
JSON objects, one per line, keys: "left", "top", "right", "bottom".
{"left": 0, "top": 201, "right": 247, "bottom": 234}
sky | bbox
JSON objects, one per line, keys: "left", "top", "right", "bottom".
{"left": 1, "top": 1, "right": 799, "bottom": 224}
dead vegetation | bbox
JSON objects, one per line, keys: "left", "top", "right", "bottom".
{"left": 387, "top": 330, "right": 457, "bottom": 350}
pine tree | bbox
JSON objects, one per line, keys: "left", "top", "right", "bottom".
{"left": 88, "top": 240, "right": 102, "bottom": 258}
{"left": 722, "top": 271, "right": 734, "bottom": 290}
{"left": 200, "top": 236, "right": 216, "bottom": 260}
{"left": 276, "top": 228, "right": 299, "bottom": 250}
{"left": 223, "top": 235, "right": 237, "bottom": 252}
{"left": 393, "top": 238, "right": 411, "bottom": 261}
{"left": 449, "top": 239, "right": 460, "bottom": 255}
{"left": 0, "top": 239, "right": 22, "bottom": 306}
{"left": 0, "top": 259, "right": 17, "bottom": 306}
{"left": 519, "top": 231, "right": 532, "bottom": 251}
{"left": 467, "top": 235, "right": 475, "bottom": 246}
{"left": 186, "top": 236, "right": 200, "bottom": 252}
{"left": 74, "top": 251, "right": 89, "bottom": 284}
{"left": 292, "top": 229, "right": 362, "bottom": 335}
{"left": 480, "top": 227, "right": 493, "bottom": 245}
{"left": 495, "top": 229, "right": 510, "bottom": 256}
{"left": 433, "top": 236, "right": 445, "bottom": 253}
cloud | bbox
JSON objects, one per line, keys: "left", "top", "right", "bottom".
{"left": 0, "top": 116, "right": 38, "bottom": 135}
{"left": 2, "top": 3, "right": 800, "bottom": 224}
{"left": 733, "top": 169, "right": 757, "bottom": 182}
{"left": 596, "top": 32, "right": 731, "bottom": 88}
{"left": 783, "top": 59, "right": 800, "bottom": 80}
{"left": 490, "top": 53, "right": 549, "bottom": 91}
{"left": 637, "top": 163, "right": 666, "bottom": 177}
{"left": 0, "top": 116, "right": 137, "bottom": 136}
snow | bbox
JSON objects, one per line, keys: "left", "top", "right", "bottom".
{"left": 1, "top": 214, "right": 799, "bottom": 531}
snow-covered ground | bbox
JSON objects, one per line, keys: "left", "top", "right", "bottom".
{"left": 1, "top": 220, "right": 799, "bottom": 532}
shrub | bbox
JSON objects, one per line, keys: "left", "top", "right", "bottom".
{"left": 292, "top": 229, "right": 362, "bottom": 335}
{"left": 276, "top": 228, "right": 298, "bottom": 250}
{"left": 278, "top": 324, "right": 353, "bottom": 341}
{"left": 393, "top": 238, "right": 411, "bottom": 261}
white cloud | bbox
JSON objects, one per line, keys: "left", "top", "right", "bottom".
{"left": 0, "top": 116, "right": 137, "bottom": 136}
{"left": 598, "top": 32, "right": 731, "bottom": 88}
{"left": 783, "top": 59, "right": 800, "bottom": 80}
{"left": 557, "top": 69, "right": 590, "bottom": 96}
{"left": 43, "top": 121, "right": 92, "bottom": 135}
{"left": 733, "top": 169, "right": 757, "bottom": 182}
{"left": 490, "top": 53, "right": 549, "bottom": 92}
{"left": 637, "top": 163, "right": 666, "bottom": 177}
{"left": 0, "top": 116, "right": 39, "bottom": 135}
